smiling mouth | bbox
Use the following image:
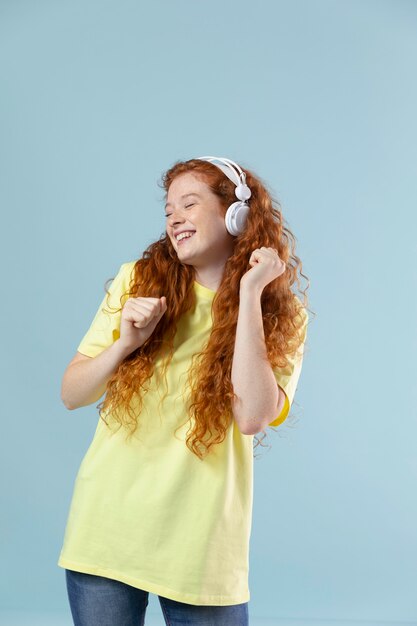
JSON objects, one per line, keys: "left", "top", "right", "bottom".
{"left": 176, "top": 232, "right": 196, "bottom": 245}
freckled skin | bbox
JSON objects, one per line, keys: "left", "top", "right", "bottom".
{"left": 166, "top": 173, "right": 235, "bottom": 291}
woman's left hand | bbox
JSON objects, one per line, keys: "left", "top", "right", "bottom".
{"left": 240, "top": 247, "right": 286, "bottom": 293}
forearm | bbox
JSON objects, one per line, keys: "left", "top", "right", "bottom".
{"left": 231, "top": 285, "right": 279, "bottom": 434}
{"left": 61, "top": 339, "right": 132, "bottom": 410}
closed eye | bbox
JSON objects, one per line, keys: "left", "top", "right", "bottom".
{"left": 164, "top": 203, "right": 194, "bottom": 218}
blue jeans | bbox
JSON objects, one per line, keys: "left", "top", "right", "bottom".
{"left": 65, "top": 569, "right": 249, "bottom": 625}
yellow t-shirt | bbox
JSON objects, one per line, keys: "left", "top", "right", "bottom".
{"left": 57, "top": 260, "right": 308, "bottom": 606}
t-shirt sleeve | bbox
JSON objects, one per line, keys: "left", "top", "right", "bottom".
{"left": 77, "top": 261, "right": 135, "bottom": 358}
{"left": 268, "top": 303, "right": 309, "bottom": 428}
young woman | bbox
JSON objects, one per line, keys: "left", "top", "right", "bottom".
{"left": 58, "top": 156, "right": 310, "bottom": 626}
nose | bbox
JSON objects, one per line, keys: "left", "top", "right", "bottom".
{"left": 168, "top": 209, "right": 187, "bottom": 230}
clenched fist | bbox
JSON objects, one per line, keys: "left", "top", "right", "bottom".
{"left": 119, "top": 296, "right": 167, "bottom": 354}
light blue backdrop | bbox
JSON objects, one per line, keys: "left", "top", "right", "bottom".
{"left": 1, "top": 0, "right": 416, "bottom": 624}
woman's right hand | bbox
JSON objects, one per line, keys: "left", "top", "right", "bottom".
{"left": 118, "top": 296, "right": 167, "bottom": 354}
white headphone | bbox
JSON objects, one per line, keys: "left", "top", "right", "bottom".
{"left": 195, "top": 156, "right": 252, "bottom": 236}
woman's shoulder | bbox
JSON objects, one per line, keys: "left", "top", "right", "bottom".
{"left": 120, "top": 259, "right": 137, "bottom": 271}
{"left": 108, "top": 260, "right": 137, "bottom": 296}
{"left": 118, "top": 260, "right": 137, "bottom": 281}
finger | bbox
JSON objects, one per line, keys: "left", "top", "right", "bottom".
{"left": 128, "top": 298, "right": 160, "bottom": 315}
{"left": 130, "top": 296, "right": 161, "bottom": 308}
{"left": 125, "top": 303, "right": 156, "bottom": 323}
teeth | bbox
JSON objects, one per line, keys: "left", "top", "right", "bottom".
{"left": 176, "top": 231, "right": 195, "bottom": 241}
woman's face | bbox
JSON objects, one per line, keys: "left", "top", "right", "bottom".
{"left": 165, "top": 172, "right": 235, "bottom": 276}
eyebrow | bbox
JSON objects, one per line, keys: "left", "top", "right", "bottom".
{"left": 165, "top": 193, "right": 201, "bottom": 210}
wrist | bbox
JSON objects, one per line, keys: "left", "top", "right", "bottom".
{"left": 239, "top": 280, "right": 263, "bottom": 300}
{"left": 112, "top": 338, "right": 135, "bottom": 360}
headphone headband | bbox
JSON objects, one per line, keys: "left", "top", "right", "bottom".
{"left": 195, "top": 155, "right": 246, "bottom": 188}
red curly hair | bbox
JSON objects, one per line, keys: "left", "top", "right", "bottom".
{"left": 96, "top": 158, "right": 312, "bottom": 460}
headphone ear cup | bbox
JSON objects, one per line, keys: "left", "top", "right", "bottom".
{"left": 235, "top": 183, "right": 251, "bottom": 202}
{"left": 225, "top": 201, "right": 250, "bottom": 236}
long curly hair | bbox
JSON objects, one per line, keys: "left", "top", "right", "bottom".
{"left": 96, "top": 157, "right": 312, "bottom": 460}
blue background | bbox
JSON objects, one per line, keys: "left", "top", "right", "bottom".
{"left": 1, "top": 1, "right": 416, "bottom": 624}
